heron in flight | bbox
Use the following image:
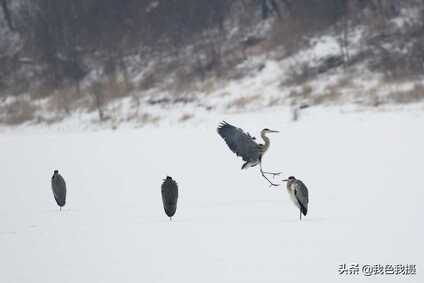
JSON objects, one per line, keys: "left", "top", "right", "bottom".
{"left": 283, "top": 176, "right": 309, "bottom": 221}
{"left": 217, "top": 121, "right": 281, "bottom": 186}
{"left": 161, "top": 176, "right": 179, "bottom": 220}
{"left": 51, "top": 170, "right": 66, "bottom": 211}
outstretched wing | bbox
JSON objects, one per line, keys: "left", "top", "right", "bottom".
{"left": 217, "top": 121, "right": 261, "bottom": 163}
{"left": 294, "top": 180, "right": 308, "bottom": 215}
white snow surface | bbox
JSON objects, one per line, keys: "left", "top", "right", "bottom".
{"left": 0, "top": 107, "right": 422, "bottom": 283}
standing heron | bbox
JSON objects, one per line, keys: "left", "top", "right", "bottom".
{"left": 283, "top": 176, "right": 309, "bottom": 220}
{"left": 51, "top": 170, "right": 66, "bottom": 211}
{"left": 217, "top": 121, "right": 281, "bottom": 186}
{"left": 161, "top": 176, "right": 178, "bottom": 220}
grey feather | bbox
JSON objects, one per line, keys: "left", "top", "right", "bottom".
{"left": 292, "top": 180, "right": 308, "bottom": 216}
{"left": 161, "top": 176, "right": 178, "bottom": 218}
{"left": 51, "top": 171, "right": 66, "bottom": 208}
{"left": 217, "top": 121, "right": 261, "bottom": 163}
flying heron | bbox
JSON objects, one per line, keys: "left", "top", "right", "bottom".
{"left": 51, "top": 170, "right": 66, "bottom": 211}
{"left": 161, "top": 176, "right": 178, "bottom": 220}
{"left": 283, "top": 176, "right": 309, "bottom": 221}
{"left": 217, "top": 121, "right": 281, "bottom": 186}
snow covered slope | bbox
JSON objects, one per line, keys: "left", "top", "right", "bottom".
{"left": 0, "top": 107, "right": 422, "bottom": 282}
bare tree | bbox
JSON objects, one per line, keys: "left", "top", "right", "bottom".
{"left": 0, "top": 0, "right": 14, "bottom": 31}
{"left": 90, "top": 81, "right": 106, "bottom": 121}
{"left": 334, "top": 0, "right": 350, "bottom": 65}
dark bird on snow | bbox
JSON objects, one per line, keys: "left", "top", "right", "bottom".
{"left": 283, "top": 176, "right": 309, "bottom": 221}
{"left": 217, "top": 121, "right": 281, "bottom": 186}
{"left": 161, "top": 176, "right": 178, "bottom": 220}
{"left": 51, "top": 170, "right": 66, "bottom": 211}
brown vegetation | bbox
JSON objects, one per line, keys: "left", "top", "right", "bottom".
{"left": 387, "top": 84, "right": 424, "bottom": 104}
{"left": 0, "top": 98, "right": 36, "bottom": 125}
{"left": 227, "top": 95, "right": 261, "bottom": 110}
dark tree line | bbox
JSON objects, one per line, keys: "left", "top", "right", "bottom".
{"left": 10, "top": 0, "right": 236, "bottom": 88}
{"left": 1, "top": 0, "right": 14, "bottom": 31}
{"left": 0, "top": 0, "right": 415, "bottom": 95}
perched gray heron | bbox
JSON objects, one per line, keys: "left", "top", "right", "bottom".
{"left": 51, "top": 170, "right": 66, "bottom": 211}
{"left": 161, "top": 176, "right": 178, "bottom": 220}
{"left": 283, "top": 176, "right": 309, "bottom": 220}
{"left": 217, "top": 121, "right": 281, "bottom": 186}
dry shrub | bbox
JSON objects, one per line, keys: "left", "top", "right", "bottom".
{"left": 312, "top": 85, "right": 340, "bottom": 105}
{"left": 377, "top": 51, "right": 421, "bottom": 83}
{"left": 226, "top": 95, "right": 260, "bottom": 110}
{"left": 138, "top": 59, "right": 181, "bottom": 92}
{"left": 87, "top": 81, "right": 107, "bottom": 121}
{"left": 241, "top": 36, "right": 272, "bottom": 58}
{"left": 104, "top": 79, "right": 131, "bottom": 100}
{"left": 288, "top": 85, "right": 313, "bottom": 100}
{"left": 286, "top": 84, "right": 314, "bottom": 109}
{"left": 335, "top": 76, "right": 354, "bottom": 89}
{"left": 1, "top": 98, "right": 36, "bottom": 125}
{"left": 124, "top": 100, "right": 140, "bottom": 122}
{"left": 86, "top": 79, "right": 131, "bottom": 121}
{"left": 138, "top": 72, "right": 157, "bottom": 91}
{"left": 137, "top": 113, "right": 160, "bottom": 125}
{"left": 172, "top": 67, "right": 197, "bottom": 95}
{"left": 369, "top": 27, "right": 424, "bottom": 83}
{"left": 283, "top": 62, "right": 316, "bottom": 87}
{"left": 197, "top": 79, "right": 219, "bottom": 95}
{"left": 35, "top": 115, "right": 65, "bottom": 125}
{"left": 267, "top": 97, "right": 283, "bottom": 107}
{"left": 366, "top": 11, "right": 388, "bottom": 36}
{"left": 220, "top": 49, "right": 248, "bottom": 81}
{"left": 47, "top": 88, "right": 77, "bottom": 115}
{"left": 359, "top": 85, "right": 382, "bottom": 107}
{"left": 30, "top": 81, "right": 55, "bottom": 100}
{"left": 179, "top": 113, "right": 193, "bottom": 123}
{"left": 290, "top": 80, "right": 351, "bottom": 106}
{"left": 269, "top": 18, "right": 310, "bottom": 57}
{"left": 300, "top": 85, "right": 313, "bottom": 98}
{"left": 387, "top": 84, "right": 424, "bottom": 104}
{"left": 71, "top": 94, "right": 92, "bottom": 112}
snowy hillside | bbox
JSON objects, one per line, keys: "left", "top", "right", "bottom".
{"left": 1, "top": 1, "right": 424, "bottom": 128}
{"left": 0, "top": 108, "right": 422, "bottom": 282}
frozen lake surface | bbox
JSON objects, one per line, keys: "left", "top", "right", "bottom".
{"left": 0, "top": 108, "right": 422, "bottom": 282}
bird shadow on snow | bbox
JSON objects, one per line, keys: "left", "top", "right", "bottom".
{"left": 132, "top": 199, "right": 328, "bottom": 225}
{"left": 190, "top": 199, "right": 285, "bottom": 209}
{"left": 296, "top": 217, "right": 328, "bottom": 223}
{"left": 39, "top": 208, "right": 81, "bottom": 214}
{"left": 143, "top": 215, "right": 329, "bottom": 225}
{"left": 134, "top": 217, "right": 171, "bottom": 225}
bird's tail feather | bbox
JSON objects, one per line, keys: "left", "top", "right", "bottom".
{"left": 299, "top": 202, "right": 307, "bottom": 216}
{"left": 241, "top": 161, "right": 258, "bottom": 170}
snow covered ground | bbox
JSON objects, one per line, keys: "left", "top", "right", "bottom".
{"left": 0, "top": 107, "right": 422, "bottom": 283}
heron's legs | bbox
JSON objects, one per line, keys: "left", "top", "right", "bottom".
{"left": 261, "top": 170, "right": 279, "bottom": 187}
{"left": 259, "top": 162, "right": 280, "bottom": 187}
{"left": 300, "top": 210, "right": 302, "bottom": 221}
{"left": 258, "top": 158, "right": 281, "bottom": 178}
{"left": 262, "top": 171, "right": 282, "bottom": 178}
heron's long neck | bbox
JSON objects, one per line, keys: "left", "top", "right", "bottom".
{"left": 261, "top": 132, "right": 271, "bottom": 153}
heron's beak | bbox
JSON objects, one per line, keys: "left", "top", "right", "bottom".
{"left": 282, "top": 179, "right": 288, "bottom": 182}
{"left": 269, "top": 130, "right": 279, "bottom": 133}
